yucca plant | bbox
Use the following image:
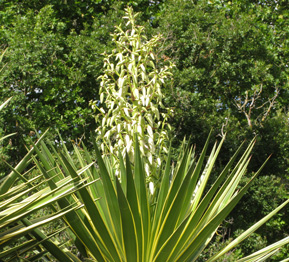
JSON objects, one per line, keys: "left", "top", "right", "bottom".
{"left": 1, "top": 130, "right": 289, "bottom": 261}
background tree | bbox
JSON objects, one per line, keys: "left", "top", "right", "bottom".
{"left": 153, "top": 0, "right": 289, "bottom": 257}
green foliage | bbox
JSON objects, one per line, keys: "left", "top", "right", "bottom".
{"left": 0, "top": 49, "right": 15, "bottom": 177}
{"left": 155, "top": 0, "right": 289, "bottom": 168}
{"left": 0, "top": 97, "right": 15, "bottom": 177}
{"left": 154, "top": 1, "right": 289, "bottom": 256}
{"left": 228, "top": 175, "right": 289, "bottom": 258}
{"left": 91, "top": 7, "right": 174, "bottom": 178}
{"left": 0, "top": 3, "right": 116, "bottom": 168}
{"left": 0, "top": 5, "right": 95, "bottom": 138}
{"left": 196, "top": 235, "right": 244, "bottom": 261}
